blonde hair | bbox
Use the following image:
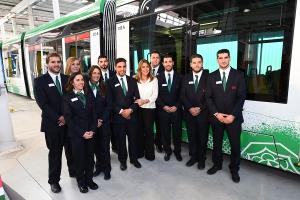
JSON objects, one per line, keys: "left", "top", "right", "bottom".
{"left": 65, "top": 57, "right": 81, "bottom": 75}
{"left": 135, "top": 59, "right": 154, "bottom": 83}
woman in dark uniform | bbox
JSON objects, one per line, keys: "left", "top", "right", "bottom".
{"left": 87, "top": 65, "right": 112, "bottom": 180}
{"left": 63, "top": 72, "right": 98, "bottom": 193}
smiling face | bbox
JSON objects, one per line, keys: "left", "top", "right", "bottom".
{"left": 115, "top": 61, "right": 126, "bottom": 77}
{"left": 72, "top": 74, "right": 85, "bottom": 91}
{"left": 47, "top": 56, "right": 61, "bottom": 74}
{"left": 190, "top": 57, "right": 203, "bottom": 73}
{"left": 141, "top": 62, "right": 150, "bottom": 77}
{"left": 70, "top": 59, "right": 81, "bottom": 73}
{"left": 217, "top": 53, "right": 230, "bottom": 70}
{"left": 90, "top": 68, "right": 101, "bottom": 83}
{"left": 163, "top": 57, "right": 174, "bottom": 72}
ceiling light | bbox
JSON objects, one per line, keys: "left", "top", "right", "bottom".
{"left": 243, "top": 8, "right": 251, "bottom": 13}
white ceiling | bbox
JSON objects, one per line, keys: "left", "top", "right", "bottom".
{"left": 0, "top": 0, "right": 95, "bottom": 40}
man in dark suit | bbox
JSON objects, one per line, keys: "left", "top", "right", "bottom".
{"left": 150, "top": 50, "right": 164, "bottom": 153}
{"left": 206, "top": 49, "right": 246, "bottom": 183}
{"left": 181, "top": 54, "right": 209, "bottom": 169}
{"left": 34, "top": 52, "right": 74, "bottom": 193}
{"left": 107, "top": 58, "right": 141, "bottom": 170}
{"left": 157, "top": 54, "right": 182, "bottom": 162}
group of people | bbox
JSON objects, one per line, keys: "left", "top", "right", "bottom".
{"left": 33, "top": 48, "right": 246, "bottom": 194}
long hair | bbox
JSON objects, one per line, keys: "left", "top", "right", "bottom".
{"left": 88, "top": 65, "right": 106, "bottom": 96}
{"left": 135, "top": 59, "right": 154, "bottom": 83}
{"left": 65, "top": 72, "right": 87, "bottom": 93}
{"left": 65, "top": 57, "right": 81, "bottom": 75}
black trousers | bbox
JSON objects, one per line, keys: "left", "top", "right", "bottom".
{"left": 137, "top": 108, "right": 155, "bottom": 160}
{"left": 95, "top": 122, "right": 112, "bottom": 173}
{"left": 110, "top": 120, "right": 118, "bottom": 151}
{"left": 159, "top": 110, "right": 182, "bottom": 154}
{"left": 45, "top": 128, "right": 74, "bottom": 184}
{"left": 185, "top": 115, "right": 209, "bottom": 163}
{"left": 114, "top": 122, "right": 138, "bottom": 163}
{"left": 72, "top": 137, "right": 95, "bottom": 186}
{"left": 154, "top": 109, "right": 162, "bottom": 147}
{"left": 211, "top": 121, "right": 242, "bottom": 173}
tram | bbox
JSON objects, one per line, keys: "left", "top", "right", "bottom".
{"left": 1, "top": 0, "right": 300, "bottom": 174}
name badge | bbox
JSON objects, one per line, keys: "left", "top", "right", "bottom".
{"left": 115, "top": 83, "right": 120, "bottom": 87}
{"left": 188, "top": 81, "right": 194, "bottom": 85}
{"left": 48, "top": 83, "right": 55, "bottom": 87}
{"left": 216, "top": 81, "right": 222, "bottom": 84}
{"left": 162, "top": 83, "right": 167, "bottom": 87}
{"left": 71, "top": 97, "right": 78, "bottom": 102}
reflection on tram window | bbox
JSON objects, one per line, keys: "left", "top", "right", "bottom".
{"left": 128, "top": 7, "right": 188, "bottom": 74}
{"left": 192, "top": 0, "right": 294, "bottom": 103}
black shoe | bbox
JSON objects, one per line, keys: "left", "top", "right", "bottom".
{"left": 93, "top": 169, "right": 102, "bottom": 177}
{"left": 198, "top": 162, "right": 205, "bottom": 170}
{"left": 104, "top": 172, "right": 111, "bottom": 180}
{"left": 207, "top": 165, "right": 222, "bottom": 175}
{"left": 78, "top": 185, "right": 88, "bottom": 193}
{"left": 50, "top": 183, "right": 61, "bottom": 193}
{"left": 164, "top": 153, "right": 171, "bottom": 161}
{"left": 156, "top": 145, "right": 163, "bottom": 153}
{"left": 174, "top": 152, "right": 182, "bottom": 161}
{"left": 186, "top": 158, "right": 197, "bottom": 167}
{"left": 231, "top": 172, "right": 240, "bottom": 183}
{"left": 145, "top": 155, "right": 155, "bottom": 161}
{"left": 120, "top": 162, "right": 127, "bottom": 171}
{"left": 87, "top": 181, "right": 99, "bottom": 190}
{"left": 130, "top": 160, "right": 142, "bottom": 168}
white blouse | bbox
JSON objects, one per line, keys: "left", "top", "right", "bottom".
{"left": 137, "top": 77, "right": 158, "bottom": 109}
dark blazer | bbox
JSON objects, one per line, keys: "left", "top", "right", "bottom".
{"left": 154, "top": 65, "right": 164, "bottom": 77}
{"left": 34, "top": 73, "right": 69, "bottom": 133}
{"left": 181, "top": 70, "right": 209, "bottom": 122}
{"left": 156, "top": 71, "right": 182, "bottom": 110}
{"left": 206, "top": 67, "right": 246, "bottom": 123}
{"left": 86, "top": 82, "right": 111, "bottom": 122}
{"left": 63, "top": 91, "right": 97, "bottom": 138}
{"left": 101, "top": 69, "right": 115, "bottom": 84}
{"left": 107, "top": 75, "right": 140, "bottom": 123}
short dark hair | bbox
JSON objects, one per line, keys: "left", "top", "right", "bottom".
{"left": 115, "top": 58, "right": 127, "bottom": 66}
{"left": 46, "top": 52, "right": 61, "bottom": 64}
{"left": 150, "top": 50, "right": 160, "bottom": 57}
{"left": 217, "top": 49, "right": 230, "bottom": 58}
{"left": 163, "top": 53, "right": 173, "bottom": 62}
{"left": 98, "top": 55, "right": 108, "bottom": 61}
{"left": 190, "top": 54, "right": 203, "bottom": 62}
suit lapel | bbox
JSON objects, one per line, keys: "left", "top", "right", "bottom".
{"left": 45, "top": 73, "right": 61, "bottom": 97}
{"left": 225, "top": 68, "right": 234, "bottom": 92}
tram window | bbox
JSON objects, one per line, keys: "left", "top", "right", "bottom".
{"left": 128, "top": 7, "right": 188, "bottom": 74}
{"left": 5, "top": 45, "right": 21, "bottom": 78}
{"left": 192, "top": 0, "right": 295, "bottom": 103}
{"left": 27, "top": 45, "right": 43, "bottom": 78}
{"left": 64, "top": 32, "right": 91, "bottom": 73}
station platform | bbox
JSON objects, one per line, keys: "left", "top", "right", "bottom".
{"left": 0, "top": 94, "right": 299, "bottom": 200}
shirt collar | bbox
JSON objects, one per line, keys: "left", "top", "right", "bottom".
{"left": 73, "top": 89, "right": 84, "bottom": 94}
{"left": 116, "top": 74, "right": 126, "bottom": 80}
{"left": 193, "top": 70, "right": 203, "bottom": 77}
{"left": 48, "top": 71, "right": 60, "bottom": 80}
{"left": 164, "top": 69, "right": 174, "bottom": 77}
{"left": 219, "top": 66, "right": 231, "bottom": 74}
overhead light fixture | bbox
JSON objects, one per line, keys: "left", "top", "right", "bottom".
{"left": 81, "top": 0, "right": 88, "bottom": 3}
{"left": 243, "top": 8, "right": 251, "bottom": 13}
